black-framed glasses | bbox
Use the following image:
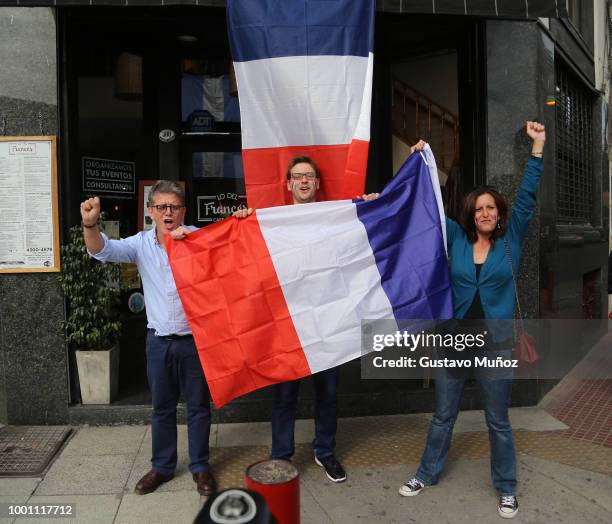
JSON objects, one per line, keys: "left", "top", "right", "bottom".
{"left": 149, "top": 204, "right": 185, "bottom": 213}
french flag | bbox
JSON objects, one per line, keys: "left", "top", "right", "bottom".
{"left": 227, "top": 0, "right": 374, "bottom": 208}
{"left": 168, "top": 149, "right": 453, "bottom": 407}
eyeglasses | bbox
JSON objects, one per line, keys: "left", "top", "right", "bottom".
{"left": 289, "top": 172, "right": 317, "bottom": 181}
{"left": 149, "top": 204, "right": 185, "bottom": 213}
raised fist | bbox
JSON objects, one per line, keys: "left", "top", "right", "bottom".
{"left": 80, "top": 196, "right": 101, "bottom": 226}
{"left": 526, "top": 121, "right": 546, "bottom": 143}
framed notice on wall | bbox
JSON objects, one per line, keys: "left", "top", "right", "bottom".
{"left": 0, "top": 136, "right": 60, "bottom": 273}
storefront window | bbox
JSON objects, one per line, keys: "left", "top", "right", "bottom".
{"left": 181, "top": 59, "right": 240, "bottom": 124}
{"left": 179, "top": 58, "right": 245, "bottom": 225}
{"left": 74, "top": 44, "right": 144, "bottom": 235}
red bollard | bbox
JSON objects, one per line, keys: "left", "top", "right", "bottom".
{"left": 245, "top": 459, "right": 300, "bottom": 524}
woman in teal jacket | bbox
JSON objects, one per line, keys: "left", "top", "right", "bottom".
{"left": 399, "top": 122, "right": 546, "bottom": 520}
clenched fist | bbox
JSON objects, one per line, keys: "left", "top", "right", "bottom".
{"left": 80, "top": 196, "right": 101, "bottom": 227}
{"left": 526, "top": 121, "right": 546, "bottom": 143}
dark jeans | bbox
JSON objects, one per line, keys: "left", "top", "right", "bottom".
{"left": 271, "top": 367, "right": 339, "bottom": 460}
{"left": 146, "top": 331, "right": 211, "bottom": 475}
{"left": 415, "top": 350, "right": 516, "bottom": 495}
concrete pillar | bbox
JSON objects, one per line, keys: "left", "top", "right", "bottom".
{"left": 0, "top": 7, "right": 68, "bottom": 424}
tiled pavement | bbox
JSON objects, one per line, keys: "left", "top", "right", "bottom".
{"left": 1, "top": 406, "right": 611, "bottom": 523}
{"left": 540, "top": 332, "right": 612, "bottom": 448}
{"left": 1, "top": 333, "right": 611, "bottom": 522}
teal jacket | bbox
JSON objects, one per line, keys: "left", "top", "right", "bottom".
{"left": 446, "top": 157, "right": 543, "bottom": 338}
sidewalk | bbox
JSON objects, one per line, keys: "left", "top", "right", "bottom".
{"left": 1, "top": 404, "right": 611, "bottom": 524}
{"left": 2, "top": 332, "right": 612, "bottom": 523}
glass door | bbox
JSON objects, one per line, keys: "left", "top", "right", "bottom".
{"left": 178, "top": 58, "right": 246, "bottom": 225}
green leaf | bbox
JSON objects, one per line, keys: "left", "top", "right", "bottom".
{"left": 59, "top": 224, "right": 122, "bottom": 350}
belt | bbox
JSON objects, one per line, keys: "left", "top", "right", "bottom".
{"left": 149, "top": 329, "right": 193, "bottom": 341}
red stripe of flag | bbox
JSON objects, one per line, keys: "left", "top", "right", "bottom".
{"left": 243, "top": 139, "right": 370, "bottom": 208}
{"left": 168, "top": 215, "right": 310, "bottom": 407}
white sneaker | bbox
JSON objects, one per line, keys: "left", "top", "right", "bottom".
{"left": 398, "top": 478, "right": 425, "bottom": 497}
{"left": 498, "top": 495, "right": 519, "bottom": 518}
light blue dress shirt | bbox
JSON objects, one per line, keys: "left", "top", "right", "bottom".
{"left": 91, "top": 227, "right": 195, "bottom": 336}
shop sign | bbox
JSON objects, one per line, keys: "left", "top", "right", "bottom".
{"left": 192, "top": 177, "right": 246, "bottom": 224}
{"left": 82, "top": 157, "right": 135, "bottom": 196}
{"left": 197, "top": 192, "right": 247, "bottom": 223}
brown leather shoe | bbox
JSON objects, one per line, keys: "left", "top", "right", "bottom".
{"left": 134, "top": 469, "right": 173, "bottom": 495}
{"left": 193, "top": 469, "right": 217, "bottom": 496}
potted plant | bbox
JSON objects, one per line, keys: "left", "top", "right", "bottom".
{"left": 58, "top": 221, "right": 122, "bottom": 404}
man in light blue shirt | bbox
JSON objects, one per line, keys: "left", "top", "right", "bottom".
{"left": 80, "top": 180, "right": 216, "bottom": 496}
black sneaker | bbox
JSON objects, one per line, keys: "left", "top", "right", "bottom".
{"left": 314, "top": 455, "right": 347, "bottom": 482}
{"left": 398, "top": 478, "right": 425, "bottom": 497}
{"left": 498, "top": 495, "right": 519, "bottom": 519}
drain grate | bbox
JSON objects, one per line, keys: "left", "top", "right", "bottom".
{"left": 0, "top": 426, "right": 72, "bottom": 477}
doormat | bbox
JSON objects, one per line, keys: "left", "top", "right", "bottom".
{"left": 0, "top": 426, "right": 72, "bottom": 477}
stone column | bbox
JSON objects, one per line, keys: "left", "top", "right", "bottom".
{"left": 485, "top": 20, "right": 556, "bottom": 319}
{"left": 0, "top": 7, "right": 68, "bottom": 424}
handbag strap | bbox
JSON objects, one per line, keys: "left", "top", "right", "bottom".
{"left": 502, "top": 237, "right": 525, "bottom": 333}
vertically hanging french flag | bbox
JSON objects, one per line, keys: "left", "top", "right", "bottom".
{"left": 227, "top": 0, "right": 375, "bottom": 208}
{"left": 168, "top": 149, "right": 453, "bottom": 407}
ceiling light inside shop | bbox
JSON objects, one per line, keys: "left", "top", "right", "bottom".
{"left": 115, "top": 52, "right": 142, "bottom": 100}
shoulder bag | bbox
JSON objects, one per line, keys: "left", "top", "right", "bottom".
{"left": 502, "top": 238, "right": 539, "bottom": 367}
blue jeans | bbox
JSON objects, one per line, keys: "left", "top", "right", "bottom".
{"left": 146, "top": 331, "right": 211, "bottom": 475}
{"left": 415, "top": 350, "right": 516, "bottom": 495}
{"left": 271, "top": 367, "right": 339, "bottom": 460}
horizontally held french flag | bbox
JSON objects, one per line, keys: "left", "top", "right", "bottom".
{"left": 168, "top": 148, "right": 453, "bottom": 407}
{"left": 227, "top": 0, "right": 375, "bottom": 208}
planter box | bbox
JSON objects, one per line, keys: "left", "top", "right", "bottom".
{"left": 75, "top": 345, "right": 119, "bottom": 404}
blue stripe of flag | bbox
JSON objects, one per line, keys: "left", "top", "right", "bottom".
{"left": 227, "top": 0, "right": 374, "bottom": 62}
{"left": 356, "top": 153, "right": 453, "bottom": 321}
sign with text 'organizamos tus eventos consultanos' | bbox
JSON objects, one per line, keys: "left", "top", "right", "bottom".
{"left": 82, "top": 157, "right": 135, "bottom": 196}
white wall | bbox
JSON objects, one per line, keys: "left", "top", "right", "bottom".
{"left": 392, "top": 135, "right": 412, "bottom": 175}
{"left": 594, "top": 0, "right": 610, "bottom": 96}
{"left": 596, "top": 1, "right": 612, "bottom": 252}
{"left": 595, "top": 0, "right": 612, "bottom": 312}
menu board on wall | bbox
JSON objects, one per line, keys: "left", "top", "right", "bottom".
{"left": 191, "top": 177, "right": 247, "bottom": 224}
{"left": 0, "top": 136, "right": 60, "bottom": 273}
